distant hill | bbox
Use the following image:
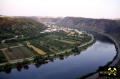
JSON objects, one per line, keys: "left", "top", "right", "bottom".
{"left": 0, "top": 16, "right": 46, "bottom": 40}
{"left": 32, "top": 17, "right": 120, "bottom": 33}
{"left": 22, "top": 16, "right": 120, "bottom": 39}
{"left": 36, "top": 17, "right": 62, "bottom": 23}
{"left": 56, "top": 17, "right": 120, "bottom": 32}
{"left": 26, "top": 17, "right": 63, "bottom": 24}
{"left": 55, "top": 17, "right": 120, "bottom": 41}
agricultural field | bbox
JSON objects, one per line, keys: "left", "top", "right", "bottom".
{"left": 8, "top": 46, "right": 34, "bottom": 60}
{"left": 29, "top": 31, "right": 92, "bottom": 54}
{"left": 0, "top": 50, "right": 7, "bottom": 63}
{"left": 0, "top": 44, "right": 34, "bottom": 61}
{"left": 0, "top": 30, "right": 92, "bottom": 64}
{"left": 27, "top": 42, "right": 46, "bottom": 55}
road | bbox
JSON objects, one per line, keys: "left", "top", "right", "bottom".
{"left": 78, "top": 34, "right": 94, "bottom": 48}
{"left": 0, "top": 44, "right": 24, "bottom": 51}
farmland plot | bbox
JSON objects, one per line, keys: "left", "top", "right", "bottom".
{"left": 0, "top": 50, "right": 7, "bottom": 63}
{"left": 2, "top": 46, "right": 34, "bottom": 61}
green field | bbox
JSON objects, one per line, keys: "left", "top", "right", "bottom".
{"left": 29, "top": 31, "right": 92, "bottom": 54}
{"left": 3, "top": 46, "right": 34, "bottom": 61}
{"left": 0, "top": 50, "right": 7, "bottom": 63}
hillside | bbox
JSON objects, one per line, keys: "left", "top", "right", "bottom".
{"left": 55, "top": 17, "right": 120, "bottom": 43}
{"left": 56, "top": 17, "right": 119, "bottom": 32}
{"left": 0, "top": 17, "right": 46, "bottom": 41}
{"left": 27, "top": 17, "right": 62, "bottom": 24}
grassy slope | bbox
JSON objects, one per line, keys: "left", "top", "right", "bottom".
{"left": 0, "top": 17, "right": 46, "bottom": 41}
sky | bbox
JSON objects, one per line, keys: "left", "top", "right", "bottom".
{"left": 0, "top": 0, "right": 120, "bottom": 19}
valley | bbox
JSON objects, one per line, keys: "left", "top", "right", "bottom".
{"left": 0, "top": 16, "right": 119, "bottom": 79}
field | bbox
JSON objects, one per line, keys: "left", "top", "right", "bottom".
{"left": 27, "top": 42, "right": 46, "bottom": 55}
{"left": 0, "top": 50, "right": 7, "bottom": 63}
{"left": 0, "top": 45, "right": 34, "bottom": 61}
{"left": 29, "top": 31, "right": 91, "bottom": 54}
{"left": 0, "top": 30, "right": 92, "bottom": 64}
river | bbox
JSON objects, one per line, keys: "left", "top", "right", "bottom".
{"left": 0, "top": 34, "right": 116, "bottom": 79}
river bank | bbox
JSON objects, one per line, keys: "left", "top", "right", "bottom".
{"left": 82, "top": 32, "right": 120, "bottom": 79}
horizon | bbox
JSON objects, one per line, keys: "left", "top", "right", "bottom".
{"left": 0, "top": 0, "right": 120, "bottom": 19}
{"left": 1, "top": 15, "right": 119, "bottom": 20}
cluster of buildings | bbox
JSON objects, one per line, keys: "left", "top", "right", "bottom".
{"left": 41, "top": 24, "right": 83, "bottom": 36}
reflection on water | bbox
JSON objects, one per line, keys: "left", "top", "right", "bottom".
{"left": 0, "top": 40, "right": 116, "bottom": 79}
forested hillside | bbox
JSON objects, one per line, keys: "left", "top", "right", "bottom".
{"left": 0, "top": 17, "right": 46, "bottom": 41}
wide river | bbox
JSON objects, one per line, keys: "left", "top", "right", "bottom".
{"left": 0, "top": 35, "right": 117, "bottom": 79}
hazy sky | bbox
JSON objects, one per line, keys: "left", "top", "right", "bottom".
{"left": 0, "top": 0, "right": 120, "bottom": 19}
